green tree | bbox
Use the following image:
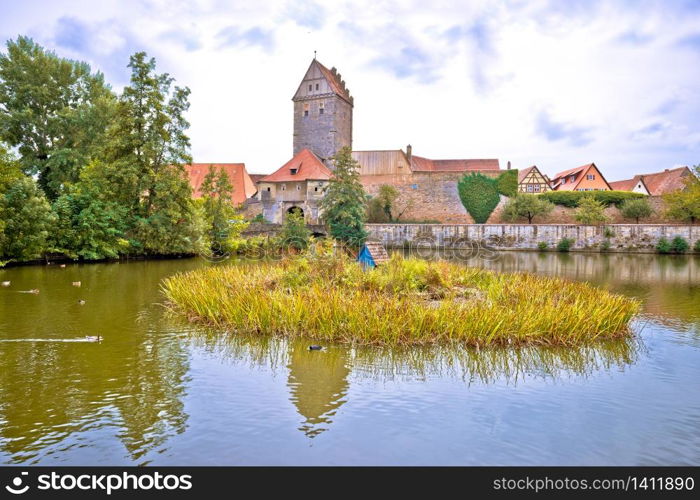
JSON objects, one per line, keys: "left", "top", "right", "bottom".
{"left": 49, "top": 161, "right": 129, "bottom": 260}
{"left": 320, "top": 146, "right": 367, "bottom": 246}
{"left": 664, "top": 176, "right": 700, "bottom": 224}
{"left": 0, "top": 147, "right": 56, "bottom": 261}
{"left": 574, "top": 195, "right": 610, "bottom": 225}
{"left": 99, "top": 52, "right": 204, "bottom": 255}
{"left": 199, "top": 165, "right": 247, "bottom": 254}
{"left": 280, "top": 208, "right": 311, "bottom": 251}
{"left": 502, "top": 194, "right": 554, "bottom": 224}
{"left": 620, "top": 198, "right": 653, "bottom": 223}
{"left": 0, "top": 36, "right": 116, "bottom": 199}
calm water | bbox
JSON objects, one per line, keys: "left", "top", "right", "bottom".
{"left": 0, "top": 253, "right": 698, "bottom": 465}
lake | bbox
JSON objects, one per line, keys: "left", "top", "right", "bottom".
{"left": 0, "top": 252, "right": 699, "bottom": 465}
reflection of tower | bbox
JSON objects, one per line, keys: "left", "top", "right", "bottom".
{"left": 286, "top": 343, "right": 350, "bottom": 438}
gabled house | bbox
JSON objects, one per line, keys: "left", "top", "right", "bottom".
{"left": 637, "top": 167, "right": 694, "bottom": 196}
{"left": 518, "top": 165, "right": 550, "bottom": 193}
{"left": 608, "top": 167, "right": 695, "bottom": 196}
{"left": 258, "top": 148, "right": 332, "bottom": 224}
{"left": 185, "top": 163, "right": 257, "bottom": 205}
{"left": 550, "top": 163, "right": 611, "bottom": 191}
{"left": 609, "top": 175, "right": 650, "bottom": 195}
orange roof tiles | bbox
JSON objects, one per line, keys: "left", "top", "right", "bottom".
{"left": 260, "top": 149, "right": 332, "bottom": 183}
{"left": 609, "top": 175, "right": 645, "bottom": 192}
{"left": 184, "top": 163, "right": 256, "bottom": 204}
{"left": 638, "top": 167, "right": 694, "bottom": 195}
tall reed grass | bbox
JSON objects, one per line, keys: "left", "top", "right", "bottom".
{"left": 162, "top": 254, "right": 639, "bottom": 347}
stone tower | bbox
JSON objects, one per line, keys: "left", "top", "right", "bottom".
{"left": 292, "top": 58, "right": 353, "bottom": 167}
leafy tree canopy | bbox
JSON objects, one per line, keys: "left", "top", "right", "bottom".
{"left": 0, "top": 36, "right": 116, "bottom": 199}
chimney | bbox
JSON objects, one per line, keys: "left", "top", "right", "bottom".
{"left": 406, "top": 144, "right": 412, "bottom": 162}
{"left": 507, "top": 161, "right": 511, "bottom": 170}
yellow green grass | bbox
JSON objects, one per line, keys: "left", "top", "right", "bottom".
{"left": 161, "top": 254, "right": 639, "bottom": 347}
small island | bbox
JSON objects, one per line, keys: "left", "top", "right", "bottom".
{"left": 162, "top": 253, "right": 639, "bottom": 347}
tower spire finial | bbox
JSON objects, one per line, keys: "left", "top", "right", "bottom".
{"left": 313, "top": 50, "right": 317, "bottom": 60}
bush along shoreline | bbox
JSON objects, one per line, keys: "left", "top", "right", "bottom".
{"left": 162, "top": 253, "right": 639, "bottom": 347}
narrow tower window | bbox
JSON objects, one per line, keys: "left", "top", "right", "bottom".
{"left": 303, "top": 103, "right": 309, "bottom": 117}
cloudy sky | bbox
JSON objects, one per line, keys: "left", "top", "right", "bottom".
{"left": 1, "top": 0, "right": 699, "bottom": 179}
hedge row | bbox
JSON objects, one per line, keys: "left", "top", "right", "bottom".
{"left": 538, "top": 190, "right": 646, "bottom": 207}
{"left": 458, "top": 173, "right": 501, "bottom": 223}
{"left": 496, "top": 169, "right": 518, "bottom": 197}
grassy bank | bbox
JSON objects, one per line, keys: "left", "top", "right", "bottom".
{"left": 162, "top": 255, "right": 639, "bottom": 347}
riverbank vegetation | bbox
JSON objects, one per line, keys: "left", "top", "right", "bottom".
{"left": 162, "top": 254, "right": 639, "bottom": 347}
{"left": 0, "top": 37, "right": 227, "bottom": 266}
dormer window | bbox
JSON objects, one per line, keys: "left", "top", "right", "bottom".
{"left": 290, "top": 168, "right": 298, "bottom": 175}
{"left": 308, "top": 84, "right": 312, "bottom": 91}
{"left": 315, "top": 83, "right": 319, "bottom": 90}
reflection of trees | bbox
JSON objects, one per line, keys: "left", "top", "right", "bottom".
{"left": 0, "top": 260, "right": 200, "bottom": 464}
{"left": 349, "top": 339, "right": 641, "bottom": 385}
{"left": 287, "top": 344, "right": 350, "bottom": 438}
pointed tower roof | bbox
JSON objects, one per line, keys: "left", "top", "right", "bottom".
{"left": 292, "top": 59, "right": 353, "bottom": 105}
{"left": 260, "top": 149, "right": 332, "bottom": 183}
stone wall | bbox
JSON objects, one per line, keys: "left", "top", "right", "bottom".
{"left": 366, "top": 223, "right": 700, "bottom": 253}
{"left": 361, "top": 171, "right": 503, "bottom": 224}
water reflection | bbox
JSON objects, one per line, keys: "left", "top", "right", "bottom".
{"left": 287, "top": 344, "right": 350, "bottom": 438}
{"left": 1, "top": 253, "right": 698, "bottom": 465}
{"left": 0, "top": 260, "right": 202, "bottom": 464}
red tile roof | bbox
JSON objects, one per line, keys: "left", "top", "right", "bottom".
{"left": 609, "top": 175, "right": 646, "bottom": 192}
{"left": 551, "top": 163, "right": 591, "bottom": 183}
{"left": 184, "top": 163, "right": 256, "bottom": 204}
{"left": 638, "top": 167, "right": 694, "bottom": 195}
{"left": 315, "top": 60, "right": 353, "bottom": 104}
{"left": 260, "top": 149, "right": 332, "bottom": 183}
{"left": 550, "top": 163, "right": 612, "bottom": 191}
{"left": 410, "top": 155, "right": 500, "bottom": 172}
{"left": 249, "top": 174, "right": 267, "bottom": 185}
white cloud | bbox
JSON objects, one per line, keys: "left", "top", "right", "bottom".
{"left": 0, "top": 0, "right": 698, "bottom": 179}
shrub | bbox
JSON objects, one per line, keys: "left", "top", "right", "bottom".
{"left": 663, "top": 176, "right": 700, "bottom": 223}
{"left": 502, "top": 194, "right": 554, "bottom": 224}
{"left": 457, "top": 173, "right": 501, "bottom": 223}
{"left": 575, "top": 196, "right": 610, "bottom": 225}
{"left": 539, "top": 190, "right": 645, "bottom": 208}
{"left": 603, "top": 226, "right": 615, "bottom": 238}
{"left": 280, "top": 209, "right": 311, "bottom": 251}
{"left": 496, "top": 169, "right": 518, "bottom": 197}
{"left": 537, "top": 241, "right": 548, "bottom": 251}
{"left": 620, "top": 198, "right": 653, "bottom": 223}
{"left": 694, "top": 239, "right": 700, "bottom": 253}
{"left": 656, "top": 237, "right": 671, "bottom": 254}
{"left": 557, "top": 238, "right": 574, "bottom": 252}
{"left": 250, "top": 213, "right": 268, "bottom": 224}
{"left": 601, "top": 239, "right": 611, "bottom": 252}
{"left": 670, "top": 236, "right": 689, "bottom": 254}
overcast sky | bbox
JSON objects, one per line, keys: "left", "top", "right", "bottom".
{"left": 1, "top": 0, "right": 699, "bottom": 179}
